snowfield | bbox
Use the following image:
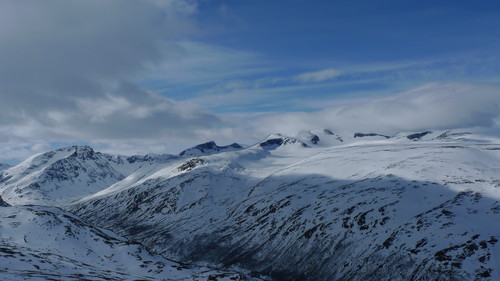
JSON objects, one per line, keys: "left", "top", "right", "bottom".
{"left": 1, "top": 129, "right": 500, "bottom": 280}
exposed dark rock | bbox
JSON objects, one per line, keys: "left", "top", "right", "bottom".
{"left": 0, "top": 196, "right": 10, "bottom": 207}
{"left": 310, "top": 135, "right": 320, "bottom": 144}
{"left": 259, "top": 137, "right": 307, "bottom": 149}
{"left": 69, "top": 146, "right": 98, "bottom": 160}
{"left": 323, "top": 129, "right": 335, "bottom": 135}
{"left": 437, "top": 131, "right": 472, "bottom": 140}
{"left": 324, "top": 129, "right": 344, "bottom": 142}
{"left": 260, "top": 138, "right": 284, "bottom": 147}
{"left": 178, "top": 158, "right": 206, "bottom": 172}
{"left": 180, "top": 141, "right": 243, "bottom": 156}
{"left": 354, "top": 133, "right": 390, "bottom": 139}
{"left": 407, "top": 131, "right": 432, "bottom": 140}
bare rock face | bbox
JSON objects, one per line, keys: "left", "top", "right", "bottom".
{"left": 406, "top": 131, "right": 432, "bottom": 140}
{"left": 0, "top": 196, "right": 9, "bottom": 207}
{"left": 354, "top": 132, "right": 390, "bottom": 139}
{"left": 180, "top": 141, "right": 243, "bottom": 157}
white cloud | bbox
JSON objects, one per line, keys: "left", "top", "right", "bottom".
{"left": 0, "top": 0, "right": 231, "bottom": 161}
{"left": 249, "top": 83, "right": 500, "bottom": 137}
{"left": 0, "top": 132, "right": 53, "bottom": 164}
{"left": 295, "top": 68, "right": 342, "bottom": 83}
{"left": 2, "top": 80, "right": 499, "bottom": 162}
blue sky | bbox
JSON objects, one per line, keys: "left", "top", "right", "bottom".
{"left": 197, "top": 1, "right": 500, "bottom": 61}
{"left": 0, "top": 0, "right": 500, "bottom": 163}
{"left": 143, "top": 0, "right": 500, "bottom": 113}
{"left": 203, "top": 1, "right": 500, "bottom": 65}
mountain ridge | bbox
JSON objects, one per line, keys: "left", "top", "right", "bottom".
{"left": 1, "top": 129, "right": 500, "bottom": 280}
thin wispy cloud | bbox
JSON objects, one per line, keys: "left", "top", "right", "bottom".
{"left": 142, "top": 41, "right": 269, "bottom": 88}
{"left": 295, "top": 68, "right": 342, "bottom": 83}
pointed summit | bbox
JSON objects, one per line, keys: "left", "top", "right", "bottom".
{"left": 0, "top": 146, "right": 126, "bottom": 205}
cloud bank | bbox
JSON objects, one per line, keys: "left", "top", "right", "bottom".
{"left": 250, "top": 83, "right": 500, "bottom": 137}
{"left": 0, "top": 0, "right": 227, "bottom": 160}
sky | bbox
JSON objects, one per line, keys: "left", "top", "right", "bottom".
{"left": 1, "top": 0, "right": 500, "bottom": 163}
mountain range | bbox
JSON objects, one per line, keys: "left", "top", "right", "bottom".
{"left": 1, "top": 129, "right": 500, "bottom": 280}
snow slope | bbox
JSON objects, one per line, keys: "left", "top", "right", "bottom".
{"left": 0, "top": 146, "right": 174, "bottom": 205}
{"left": 2, "top": 130, "right": 500, "bottom": 280}
{"left": 65, "top": 130, "right": 500, "bottom": 281}
{"left": 0, "top": 199, "right": 260, "bottom": 281}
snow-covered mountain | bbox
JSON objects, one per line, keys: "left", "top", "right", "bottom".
{"left": 0, "top": 198, "right": 258, "bottom": 280}
{"left": 66, "top": 130, "right": 500, "bottom": 281}
{"left": 0, "top": 146, "right": 174, "bottom": 205}
{"left": 180, "top": 141, "right": 243, "bottom": 157}
{"left": 2, "top": 129, "right": 500, "bottom": 280}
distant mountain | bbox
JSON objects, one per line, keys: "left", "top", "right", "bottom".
{"left": 353, "top": 132, "right": 391, "bottom": 139}
{"left": 0, "top": 146, "right": 174, "bottom": 205}
{"left": 0, "top": 199, "right": 258, "bottom": 281}
{"left": 257, "top": 133, "right": 308, "bottom": 150}
{"left": 180, "top": 141, "right": 243, "bottom": 157}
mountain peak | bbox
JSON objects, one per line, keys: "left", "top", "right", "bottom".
{"left": 259, "top": 133, "right": 308, "bottom": 149}
{"left": 296, "top": 131, "right": 320, "bottom": 145}
{"left": 179, "top": 141, "right": 243, "bottom": 157}
{"left": 68, "top": 145, "right": 98, "bottom": 160}
{"left": 0, "top": 145, "right": 126, "bottom": 205}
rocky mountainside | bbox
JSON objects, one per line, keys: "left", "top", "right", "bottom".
{"left": 0, "top": 146, "right": 174, "bottom": 205}
{"left": 68, "top": 130, "right": 500, "bottom": 281}
{"left": 2, "top": 129, "right": 500, "bottom": 280}
{"left": 0, "top": 197, "right": 259, "bottom": 280}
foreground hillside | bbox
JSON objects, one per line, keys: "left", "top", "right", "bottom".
{"left": 2, "top": 130, "right": 500, "bottom": 280}
{"left": 0, "top": 199, "right": 258, "bottom": 280}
